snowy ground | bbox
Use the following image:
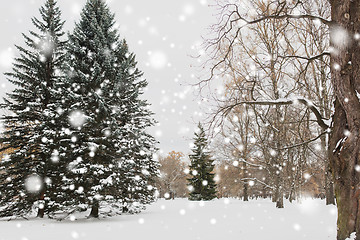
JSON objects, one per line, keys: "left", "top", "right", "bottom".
{"left": 0, "top": 198, "right": 337, "bottom": 240}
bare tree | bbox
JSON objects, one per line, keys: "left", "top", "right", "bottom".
{"left": 156, "top": 151, "right": 188, "bottom": 199}
{"left": 208, "top": 6, "right": 324, "bottom": 207}
{"left": 292, "top": 0, "right": 335, "bottom": 204}
{"left": 200, "top": 0, "right": 359, "bottom": 238}
{"left": 214, "top": 104, "right": 268, "bottom": 201}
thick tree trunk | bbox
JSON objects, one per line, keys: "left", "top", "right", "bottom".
{"left": 324, "top": 153, "right": 336, "bottom": 205}
{"left": 329, "top": 1, "right": 360, "bottom": 239}
{"left": 330, "top": 100, "right": 360, "bottom": 240}
{"left": 325, "top": 170, "right": 335, "bottom": 205}
{"left": 271, "top": 192, "right": 277, "bottom": 202}
{"left": 321, "top": 126, "right": 335, "bottom": 205}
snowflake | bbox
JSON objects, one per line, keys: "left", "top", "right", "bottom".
{"left": 0, "top": 48, "right": 14, "bottom": 68}
{"left": 331, "top": 26, "right": 349, "bottom": 49}
{"left": 25, "top": 175, "right": 43, "bottom": 193}
{"left": 69, "top": 110, "right": 86, "bottom": 128}
{"left": 183, "top": 4, "right": 195, "bottom": 15}
{"left": 293, "top": 223, "right": 301, "bottom": 231}
{"left": 149, "top": 51, "right": 167, "bottom": 69}
{"left": 179, "top": 209, "right": 186, "bottom": 215}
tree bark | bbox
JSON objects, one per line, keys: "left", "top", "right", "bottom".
{"left": 319, "top": 53, "right": 335, "bottom": 206}
{"left": 276, "top": 188, "right": 284, "bottom": 209}
{"left": 272, "top": 175, "right": 279, "bottom": 203}
{"left": 243, "top": 182, "right": 249, "bottom": 201}
{"left": 322, "top": 133, "right": 335, "bottom": 205}
{"left": 289, "top": 184, "right": 296, "bottom": 203}
{"left": 276, "top": 175, "right": 284, "bottom": 208}
{"left": 36, "top": 191, "right": 45, "bottom": 218}
{"left": 329, "top": 100, "right": 360, "bottom": 240}
{"left": 272, "top": 174, "right": 284, "bottom": 208}
{"left": 262, "top": 185, "right": 267, "bottom": 199}
{"left": 325, "top": 166, "right": 335, "bottom": 205}
{"left": 243, "top": 161, "right": 249, "bottom": 201}
{"left": 89, "top": 200, "right": 99, "bottom": 218}
{"left": 329, "top": 1, "right": 360, "bottom": 239}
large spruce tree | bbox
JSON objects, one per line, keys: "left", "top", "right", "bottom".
{"left": 187, "top": 123, "right": 217, "bottom": 201}
{"left": 56, "top": 0, "right": 158, "bottom": 217}
{"left": 0, "top": 0, "right": 66, "bottom": 218}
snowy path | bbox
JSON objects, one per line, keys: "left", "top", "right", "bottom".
{"left": 0, "top": 198, "right": 337, "bottom": 240}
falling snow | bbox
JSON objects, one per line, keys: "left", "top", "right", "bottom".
{"left": 24, "top": 175, "right": 43, "bottom": 193}
{"left": 0, "top": 199, "right": 337, "bottom": 240}
{"left": 149, "top": 51, "right": 168, "bottom": 69}
{"left": 0, "top": 48, "right": 14, "bottom": 68}
{"left": 0, "top": 1, "right": 342, "bottom": 239}
{"left": 68, "top": 110, "right": 87, "bottom": 128}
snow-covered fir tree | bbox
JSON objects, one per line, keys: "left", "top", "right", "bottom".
{"left": 56, "top": 0, "right": 159, "bottom": 217}
{"left": 187, "top": 123, "right": 217, "bottom": 201}
{"left": 0, "top": 0, "right": 66, "bottom": 218}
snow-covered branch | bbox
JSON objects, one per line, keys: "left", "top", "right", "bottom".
{"left": 239, "top": 177, "right": 274, "bottom": 190}
{"left": 219, "top": 98, "right": 329, "bottom": 130}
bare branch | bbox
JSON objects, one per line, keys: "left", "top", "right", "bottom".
{"left": 243, "top": 14, "right": 331, "bottom": 26}
{"left": 278, "top": 51, "right": 330, "bottom": 61}
{"left": 218, "top": 98, "right": 329, "bottom": 130}
{"left": 271, "top": 131, "right": 328, "bottom": 151}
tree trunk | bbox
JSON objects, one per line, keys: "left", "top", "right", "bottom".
{"left": 329, "top": 1, "right": 360, "bottom": 239}
{"left": 275, "top": 181, "right": 284, "bottom": 209}
{"left": 243, "top": 161, "right": 249, "bottom": 201}
{"left": 272, "top": 172, "right": 284, "bottom": 208}
{"left": 262, "top": 185, "right": 267, "bottom": 199}
{"left": 289, "top": 186, "right": 296, "bottom": 203}
{"left": 272, "top": 182, "right": 279, "bottom": 203}
{"left": 276, "top": 189, "right": 284, "bottom": 209}
{"left": 37, "top": 191, "right": 45, "bottom": 218}
{"left": 325, "top": 169, "right": 335, "bottom": 205}
{"left": 89, "top": 200, "right": 99, "bottom": 218}
{"left": 243, "top": 182, "right": 249, "bottom": 201}
{"left": 122, "top": 203, "right": 129, "bottom": 213}
{"left": 276, "top": 194, "right": 284, "bottom": 208}
{"left": 320, "top": 124, "right": 335, "bottom": 205}
{"left": 323, "top": 134, "right": 335, "bottom": 205}
{"left": 330, "top": 100, "right": 360, "bottom": 240}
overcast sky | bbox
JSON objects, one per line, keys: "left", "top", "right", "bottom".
{"left": 0, "top": 0, "right": 217, "bottom": 155}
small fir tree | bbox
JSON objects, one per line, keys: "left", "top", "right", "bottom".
{"left": 187, "top": 123, "right": 217, "bottom": 201}
{"left": 0, "top": 0, "right": 66, "bottom": 218}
